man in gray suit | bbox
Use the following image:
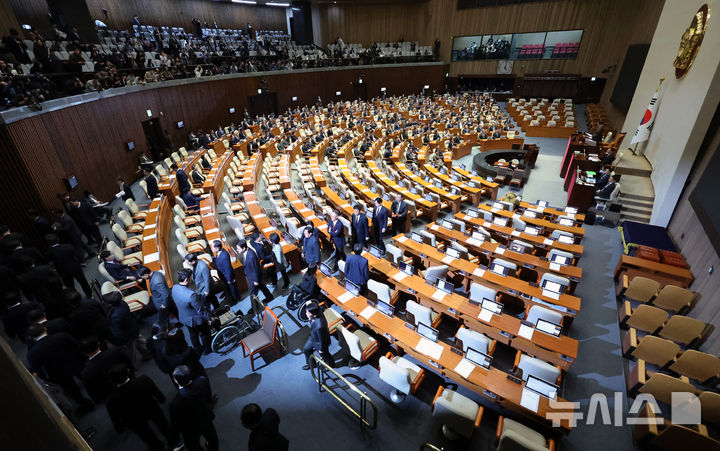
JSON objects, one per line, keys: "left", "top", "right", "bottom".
{"left": 137, "top": 266, "right": 176, "bottom": 327}
{"left": 172, "top": 269, "right": 212, "bottom": 355}
{"left": 184, "top": 253, "right": 219, "bottom": 310}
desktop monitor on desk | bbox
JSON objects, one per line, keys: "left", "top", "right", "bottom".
{"left": 524, "top": 226, "right": 540, "bottom": 236}
{"left": 436, "top": 279, "right": 454, "bottom": 294}
{"left": 320, "top": 262, "right": 334, "bottom": 277}
{"left": 481, "top": 298, "right": 503, "bottom": 314}
{"left": 565, "top": 206, "right": 578, "bottom": 214}
{"left": 493, "top": 217, "right": 509, "bottom": 227}
{"left": 523, "top": 210, "right": 538, "bottom": 219}
{"left": 399, "top": 261, "right": 414, "bottom": 276}
{"left": 369, "top": 245, "right": 385, "bottom": 258}
{"left": 558, "top": 218, "right": 575, "bottom": 227}
{"left": 492, "top": 201, "right": 507, "bottom": 211}
{"left": 537, "top": 200, "right": 549, "bottom": 208}
{"left": 525, "top": 375, "right": 559, "bottom": 400}
{"left": 466, "top": 347, "right": 493, "bottom": 369}
{"left": 471, "top": 231, "right": 487, "bottom": 242}
{"left": 490, "top": 262, "right": 509, "bottom": 277}
{"left": 467, "top": 208, "right": 480, "bottom": 218}
{"left": 417, "top": 322, "right": 439, "bottom": 342}
{"left": 550, "top": 254, "right": 571, "bottom": 266}
{"left": 345, "top": 279, "right": 361, "bottom": 297}
{"left": 557, "top": 234, "right": 575, "bottom": 245}
{"left": 509, "top": 242, "right": 526, "bottom": 254}
{"left": 535, "top": 318, "right": 562, "bottom": 337}
{"left": 376, "top": 300, "right": 395, "bottom": 317}
{"left": 541, "top": 279, "right": 565, "bottom": 295}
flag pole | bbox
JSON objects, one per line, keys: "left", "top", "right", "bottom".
{"left": 632, "top": 76, "right": 665, "bottom": 156}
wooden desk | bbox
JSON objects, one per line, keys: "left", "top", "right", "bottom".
{"left": 388, "top": 161, "right": 463, "bottom": 212}
{"left": 421, "top": 164, "right": 482, "bottom": 206}
{"left": 317, "top": 272, "right": 574, "bottom": 431}
{"left": 477, "top": 204, "right": 585, "bottom": 238}
{"left": 201, "top": 150, "right": 232, "bottom": 204}
{"left": 614, "top": 255, "right": 694, "bottom": 288}
{"left": 158, "top": 148, "right": 207, "bottom": 202}
{"left": 452, "top": 166, "right": 499, "bottom": 200}
{"left": 518, "top": 201, "right": 585, "bottom": 224}
{"left": 140, "top": 197, "right": 173, "bottom": 287}
{"left": 366, "top": 160, "right": 442, "bottom": 218}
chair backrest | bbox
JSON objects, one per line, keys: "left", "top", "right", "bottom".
{"left": 625, "top": 276, "right": 661, "bottom": 303}
{"left": 179, "top": 147, "right": 188, "bottom": 157}
{"left": 176, "top": 243, "right": 188, "bottom": 259}
{"left": 175, "top": 228, "right": 189, "bottom": 246}
{"left": 337, "top": 259, "right": 346, "bottom": 273}
{"left": 547, "top": 249, "right": 573, "bottom": 264}
{"left": 469, "top": 282, "right": 497, "bottom": 303}
{"left": 455, "top": 327, "right": 491, "bottom": 354}
{"left": 368, "top": 279, "right": 392, "bottom": 304}
{"left": 550, "top": 230, "right": 574, "bottom": 241}
{"left": 101, "top": 281, "right": 120, "bottom": 295}
{"left": 652, "top": 285, "right": 695, "bottom": 312}
{"left": 116, "top": 210, "right": 132, "bottom": 228}
{"left": 164, "top": 157, "right": 173, "bottom": 168}
{"left": 493, "top": 258, "right": 517, "bottom": 273}
{"left": 225, "top": 214, "right": 245, "bottom": 241}
{"left": 385, "top": 243, "right": 403, "bottom": 264}
{"left": 175, "top": 196, "right": 188, "bottom": 211}
{"left": 339, "top": 326, "right": 363, "bottom": 361}
{"left": 498, "top": 429, "right": 550, "bottom": 451}
{"left": 609, "top": 183, "right": 621, "bottom": 200}
{"left": 111, "top": 223, "right": 128, "bottom": 241}
{"left": 406, "top": 300, "right": 434, "bottom": 327}
{"left": 699, "top": 392, "right": 720, "bottom": 427}
{"left": 106, "top": 241, "right": 125, "bottom": 261}
{"left": 513, "top": 217, "right": 527, "bottom": 231}
{"left": 173, "top": 215, "right": 187, "bottom": 230}
{"left": 98, "top": 262, "right": 116, "bottom": 283}
{"left": 420, "top": 230, "right": 436, "bottom": 246}
{"left": 631, "top": 335, "right": 680, "bottom": 367}
{"left": 125, "top": 198, "right": 140, "bottom": 214}
{"left": 448, "top": 218, "right": 465, "bottom": 232}
{"left": 378, "top": 356, "right": 412, "bottom": 395}
{"left": 171, "top": 152, "right": 181, "bottom": 163}
{"left": 424, "top": 265, "right": 448, "bottom": 284}
{"left": 518, "top": 354, "right": 560, "bottom": 383}
{"left": 627, "top": 304, "right": 668, "bottom": 333}
{"left": 261, "top": 307, "right": 279, "bottom": 342}
{"left": 659, "top": 315, "right": 707, "bottom": 346}
{"left": 539, "top": 273, "right": 570, "bottom": 290}
{"left": 525, "top": 305, "right": 563, "bottom": 326}
{"left": 139, "top": 180, "right": 149, "bottom": 198}
{"left": 173, "top": 204, "right": 186, "bottom": 218}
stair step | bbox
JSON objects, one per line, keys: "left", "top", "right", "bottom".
{"left": 622, "top": 204, "right": 653, "bottom": 215}
{"left": 620, "top": 211, "right": 652, "bottom": 223}
{"left": 619, "top": 191, "right": 655, "bottom": 202}
{"left": 618, "top": 196, "right": 654, "bottom": 208}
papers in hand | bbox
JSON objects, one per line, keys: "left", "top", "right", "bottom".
{"left": 416, "top": 337, "right": 443, "bottom": 360}
{"left": 518, "top": 324, "right": 534, "bottom": 340}
{"left": 455, "top": 358, "right": 476, "bottom": 378}
{"left": 337, "top": 292, "right": 354, "bottom": 304}
{"left": 520, "top": 388, "right": 540, "bottom": 413}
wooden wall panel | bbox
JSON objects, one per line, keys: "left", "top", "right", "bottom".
{"left": 0, "top": 0, "right": 21, "bottom": 37}
{"left": 668, "top": 128, "right": 720, "bottom": 356}
{"left": 0, "top": 64, "right": 446, "bottom": 234}
{"left": 8, "top": 0, "right": 51, "bottom": 35}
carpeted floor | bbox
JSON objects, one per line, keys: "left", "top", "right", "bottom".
{"left": 4, "top": 104, "right": 636, "bottom": 451}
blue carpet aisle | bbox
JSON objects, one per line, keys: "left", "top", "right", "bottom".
{"left": 2, "top": 103, "right": 635, "bottom": 450}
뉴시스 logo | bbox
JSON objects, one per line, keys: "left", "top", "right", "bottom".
{"left": 545, "top": 392, "right": 702, "bottom": 427}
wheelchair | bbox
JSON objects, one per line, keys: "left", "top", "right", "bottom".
{"left": 209, "top": 303, "right": 259, "bottom": 354}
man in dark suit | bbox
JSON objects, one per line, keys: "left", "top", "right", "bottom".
{"left": 302, "top": 302, "right": 332, "bottom": 370}
{"left": 45, "top": 234, "right": 91, "bottom": 297}
{"left": 26, "top": 308, "right": 72, "bottom": 337}
{"left": 180, "top": 190, "right": 201, "bottom": 212}
{"left": 172, "top": 269, "right": 212, "bottom": 355}
{"left": 237, "top": 241, "right": 273, "bottom": 302}
{"left": 101, "top": 250, "right": 137, "bottom": 282}
{"left": 16, "top": 256, "right": 59, "bottom": 305}
{"left": 171, "top": 163, "right": 192, "bottom": 194}
{"left": 68, "top": 199, "right": 102, "bottom": 246}
{"left": 80, "top": 337, "right": 135, "bottom": 403}
{"left": 26, "top": 324, "right": 93, "bottom": 411}
{"left": 350, "top": 204, "right": 369, "bottom": 249}
{"left": 52, "top": 208, "right": 94, "bottom": 258}
{"left": 596, "top": 175, "right": 617, "bottom": 200}
{"left": 106, "top": 364, "right": 180, "bottom": 451}
{"left": 211, "top": 240, "right": 238, "bottom": 301}
{"left": 241, "top": 403, "right": 289, "bottom": 451}
{"left": 143, "top": 168, "right": 159, "bottom": 199}
{"left": 371, "top": 197, "right": 388, "bottom": 252}
{"left": 595, "top": 167, "right": 611, "bottom": 189}
{"left": 2, "top": 293, "right": 41, "bottom": 342}
{"left": 184, "top": 253, "right": 218, "bottom": 310}
{"left": 170, "top": 366, "right": 218, "bottom": 451}
{"left": 300, "top": 225, "right": 321, "bottom": 267}
{"left": 390, "top": 193, "right": 408, "bottom": 236}
{"left": 117, "top": 177, "right": 135, "bottom": 202}
{"left": 29, "top": 210, "right": 53, "bottom": 238}
{"left": 66, "top": 289, "right": 110, "bottom": 340}
{"left": 327, "top": 210, "right": 346, "bottom": 266}
{"left": 137, "top": 266, "right": 175, "bottom": 326}
{"left": 344, "top": 244, "right": 369, "bottom": 294}
{"left": 103, "top": 291, "right": 137, "bottom": 352}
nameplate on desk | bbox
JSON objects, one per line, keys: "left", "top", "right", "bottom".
{"left": 202, "top": 213, "right": 213, "bottom": 218}
{"left": 148, "top": 208, "right": 159, "bottom": 212}
{"left": 466, "top": 237, "right": 482, "bottom": 247}
{"left": 549, "top": 262, "right": 561, "bottom": 271}
{"left": 252, "top": 214, "right": 265, "bottom": 220}
{"left": 337, "top": 292, "right": 354, "bottom": 304}
{"left": 473, "top": 268, "right": 485, "bottom": 277}
{"left": 542, "top": 289, "right": 561, "bottom": 300}
{"left": 430, "top": 224, "right": 439, "bottom": 230}
{"left": 441, "top": 255, "right": 455, "bottom": 265}
{"left": 392, "top": 271, "right": 408, "bottom": 282}
{"left": 144, "top": 224, "right": 156, "bottom": 231}
{"left": 300, "top": 209, "right": 312, "bottom": 214}
{"left": 246, "top": 200, "right": 259, "bottom": 205}
{"left": 455, "top": 358, "right": 476, "bottom": 378}
{"left": 491, "top": 207, "right": 499, "bottom": 213}
{"left": 518, "top": 324, "right": 534, "bottom": 340}
{"left": 520, "top": 388, "right": 540, "bottom": 413}
{"left": 416, "top": 337, "right": 443, "bottom": 360}
{"left": 567, "top": 213, "right": 575, "bottom": 219}
{"left": 307, "top": 215, "right": 317, "bottom": 220}
{"left": 318, "top": 224, "right": 327, "bottom": 230}
{"left": 144, "top": 252, "right": 160, "bottom": 264}
{"left": 431, "top": 289, "right": 446, "bottom": 301}
{"left": 396, "top": 236, "right": 408, "bottom": 243}
{"left": 478, "top": 308, "right": 493, "bottom": 323}
{"left": 543, "top": 238, "right": 554, "bottom": 245}
{"left": 263, "top": 227, "right": 275, "bottom": 233}
{"left": 204, "top": 228, "right": 218, "bottom": 234}
{"left": 360, "top": 306, "right": 377, "bottom": 320}
{"left": 511, "top": 230, "right": 521, "bottom": 237}
{"left": 201, "top": 206, "right": 212, "bottom": 212}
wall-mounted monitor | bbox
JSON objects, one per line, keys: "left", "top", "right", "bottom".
{"left": 126, "top": 141, "right": 135, "bottom": 151}
{"left": 177, "top": 121, "right": 184, "bottom": 128}
{"left": 451, "top": 29, "right": 583, "bottom": 62}
{"left": 229, "top": 107, "right": 236, "bottom": 114}
{"left": 63, "top": 175, "right": 78, "bottom": 191}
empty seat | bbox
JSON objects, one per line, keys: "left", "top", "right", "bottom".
{"left": 423, "top": 265, "right": 448, "bottom": 284}
{"left": 525, "top": 305, "right": 563, "bottom": 328}
{"left": 469, "top": 282, "right": 497, "bottom": 304}
{"left": 339, "top": 325, "right": 379, "bottom": 368}
{"left": 455, "top": 326, "right": 494, "bottom": 355}
{"left": 378, "top": 353, "right": 426, "bottom": 403}
{"left": 618, "top": 276, "right": 660, "bottom": 303}
{"left": 432, "top": 386, "right": 483, "bottom": 439}
{"left": 650, "top": 285, "right": 695, "bottom": 313}
{"left": 497, "top": 416, "right": 555, "bottom": 451}
{"left": 405, "top": 300, "right": 441, "bottom": 328}
{"left": 241, "top": 307, "right": 282, "bottom": 371}
{"left": 515, "top": 353, "right": 561, "bottom": 385}
{"left": 619, "top": 303, "right": 668, "bottom": 334}
{"left": 669, "top": 350, "right": 720, "bottom": 384}
{"left": 658, "top": 315, "right": 710, "bottom": 347}
{"left": 367, "top": 279, "right": 393, "bottom": 304}
{"left": 539, "top": 273, "right": 571, "bottom": 293}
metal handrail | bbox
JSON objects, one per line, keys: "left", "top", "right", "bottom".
{"left": 309, "top": 354, "right": 378, "bottom": 430}
{"left": 419, "top": 443, "right": 444, "bottom": 451}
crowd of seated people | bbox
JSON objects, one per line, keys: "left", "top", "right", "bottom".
{"left": 453, "top": 36, "right": 512, "bottom": 61}
{"left": 326, "top": 38, "right": 434, "bottom": 65}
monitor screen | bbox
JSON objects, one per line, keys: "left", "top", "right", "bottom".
{"left": 564, "top": 206, "right": 578, "bottom": 214}
{"left": 345, "top": 279, "right": 360, "bottom": 296}
{"left": 460, "top": 164, "right": 467, "bottom": 170}
{"left": 524, "top": 210, "right": 537, "bottom": 218}
{"left": 557, "top": 234, "right": 574, "bottom": 245}
{"left": 537, "top": 200, "right": 549, "bottom": 207}
{"left": 382, "top": 193, "right": 390, "bottom": 201}
{"left": 446, "top": 247, "right": 461, "bottom": 259}
{"left": 509, "top": 242, "right": 525, "bottom": 254}
{"left": 411, "top": 232, "right": 425, "bottom": 243}
{"left": 417, "top": 322, "right": 439, "bottom": 342}
{"left": 481, "top": 298, "right": 503, "bottom": 314}
{"left": 411, "top": 188, "right": 418, "bottom": 194}
{"left": 320, "top": 262, "right": 334, "bottom": 277}
{"left": 558, "top": 218, "right": 575, "bottom": 227}
{"left": 536, "top": 318, "right": 562, "bottom": 337}
{"left": 471, "top": 231, "right": 486, "bottom": 242}
{"left": 369, "top": 245, "right": 385, "bottom": 258}
{"left": 466, "top": 347, "right": 492, "bottom": 369}
{"left": 399, "top": 261, "right": 414, "bottom": 275}
{"left": 490, "top": 262, "right": 509, "bottom": 276}
{"left": 524, "top": 226, "right": 540, "bottom": 236}
{"left": 467, "top": 208, "right": 479, "bottom": 218}
{"left": 526, "top": 375, "right": 559, "bottom": 400}
{"left": 425, "top": 194, "right": 434, "bottom": 202}
{"left": 177, "top": 121, "right": 184, "bottom": 129}
{"left": 493, "top": 217, "right": 509, "bottom": 227}
{"left": 436, "top": 279, "right": 454, "bottom": 294}
{"left": 492, "top": 202, "right": 505, "bottom": 210}
{"left": 283, "top": 232, "right": 293, "bottom": 243}
{"left": 451, "top": 187, "right": 460, "bottom": 196}
{"left": 468, "top": 181, "right": 477, "bottom": 188}
{"left": 377, "top": 300, "right": 395, "bottom": 317}
{"left": 441, "top": 220, "right": 456, "bottom": 230}
{"left": 550, "top": 254, "right": 571, "bottom": 266}
{"left": 65, "top": 175, "right": 79, "bottom": 189}
{"left": 542, "top": 279, "right": 564, "bottom": 294}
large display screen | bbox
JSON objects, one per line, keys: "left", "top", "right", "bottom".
{"left": 452, "top": 29, "right": 583, "bottom": 62}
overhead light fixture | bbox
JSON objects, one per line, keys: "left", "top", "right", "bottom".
{"left": 380, "top": 87, "right": 386, "bottom": 92}
{"left": 423, "top": 84, "right": 430, "bottom": 89}
{"left": 146, "top": 109, "right": 152, "bottom": 117}
{"left": 591, "top": 76, "right": 597, "bottom": 81}
{"left": 232, "top": 0, "right": 257, "bottom": 4}
{"left": 258, "top": 89, "right": 262, "bottom": 94}
{"left": 292, "top": 96, "right": 298, "bottom": 101}
{"left": 335, "top": 91, "right": 341, "bottom": 96}
{"left": 266, "top": 2, "right": 290, "bottom": 6}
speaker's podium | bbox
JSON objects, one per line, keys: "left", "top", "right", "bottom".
{"left": 248, "top": 91, "right": 278, "bottom": 117}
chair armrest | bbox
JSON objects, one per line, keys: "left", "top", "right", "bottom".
{"left": 431, "top": 312, "right": 443, "bottom": 329}
{"left": 474, "top": 406, "right": 484, "bottom": 429}
{"left": 616, "top": 273, "right": 629, "bottom": 299}
{"left": 384, "top": 351, "right": 394, "bottom": 359}
{"left": 117, "top": 280, "right": 142, "bottom": 292}
{"left": 619, "top": 301, "right": 632, "bottom": 327}
{"left": 547, "top": 438, "right": 556, "bottom": 451}
{"left": 361, "top": 339, "right": 379, "bottom": 361}
{"left": 488, "top": 339, "right": 497, "bottom": 356}
{"left": 495, "top": 416, "right": 504, "bottom": 440}
{"left": 513, "top": 349, "right": 521, "bottom": 371}
{"left": 622, "top": 328, "right": 638, "bottom": 357}
{"left": 628, "top": 359, "right": 646, "bottom": 396}
{"left": 555, "top": 367, "right": 563, "bottom": 385}
{"left": 432, "top": 385, "right": 444, "bottom": 409}
{"left": 411, "top": 368, "right": 426, "bottom": 394}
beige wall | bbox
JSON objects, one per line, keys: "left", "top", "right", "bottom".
{"left": 621, "top": 0, "right": 720, "bottom": 226}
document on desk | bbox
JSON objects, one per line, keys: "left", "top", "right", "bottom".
{"left": 396, "top": 236, "right": 408, "bottom": 243}
{"left": 542, "top": 289, "right": 561, "bottom": 300}
{"left": 511, "top": 230, "right": 521, "bottom": 237}
{"left": 392, "top": 271, "right": 408, "bottom": 282}
{"left": 416, "top": 337, "right": 443, "bottom": 360}
{"left": 473, "top": 268, "right": 486, "bottom": 277}
{"left": 518, "top": 324, "right": 535, "bottom": 340}
{"left": 144, "top": 252, "right": 160, "bottom": 264}
{"left": 431, "top": 289, "right": 446, "bottom": 302}
{"left": 144, "top": 233, "right": 157, "bottom": 241}
{"left": 337, "top": 292, "right": 354, "bottom": 304}
{"left": 495, "top": 247, "right": 505, "bottom": 255}
{"left": 360, "top": 306, "right": 377, "bottom": 320}
{"left": 455, "top": 358, "right": 476, "bottom": 378}
{"left": 543, "top": 238, "right": 554, "bottom": 245}
{"left": 549, "top": 263, "right": 561, "bottom": 271}
{"left": 478, "top": 308, "right": 493, "bottom": 323}
{"left": 520, "top": 388, "right": 540, "bottom": 413}
{"left": 441, "top": 256, "right": 455, "bottom": 265}
{"left": 430, "top": 224, "right": 439, "bottom": 230}
{"left": 483, "top": 221, "right": 492, "bottom": 228}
